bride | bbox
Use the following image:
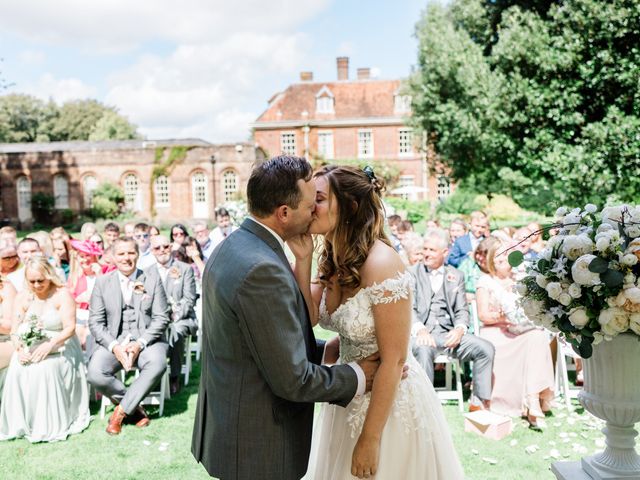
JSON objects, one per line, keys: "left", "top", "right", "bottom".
{"left": 288, "top": 165, "right": 464, "bottom": 479}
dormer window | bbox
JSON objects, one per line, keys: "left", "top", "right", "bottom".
{"left": 394, "top": 94, "right": 412, "bottom": 114}
{"left": 315, "top": 85, "right": 335, "bottom": 114}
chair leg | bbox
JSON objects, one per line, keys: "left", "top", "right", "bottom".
{"left": 454, "top": 360, "right": 464, "bottom": 413}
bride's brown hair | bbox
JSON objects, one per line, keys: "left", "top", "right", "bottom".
{"left": 315, "top": 165, "right": 391, "bottom": 289}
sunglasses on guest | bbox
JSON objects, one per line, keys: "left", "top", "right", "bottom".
{"left": 152, "top": 244, "right": 171, "bottom": 251}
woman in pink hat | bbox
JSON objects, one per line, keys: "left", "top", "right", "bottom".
{"left": 67, "top": 240, "right": 103, "bottom": 352}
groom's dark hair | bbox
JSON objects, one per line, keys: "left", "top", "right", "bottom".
{"left": 247, "top": 155, "right": 313, "bottom": 217}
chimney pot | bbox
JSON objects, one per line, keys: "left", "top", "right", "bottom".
{"left": 357, "top": 68, "right": 370, "bottom": 80}
{"left": 337, "top": 57, "right": 349, "bottom": 81}
{"left": 300, "top": 71, "right": 313, "bottom": 82}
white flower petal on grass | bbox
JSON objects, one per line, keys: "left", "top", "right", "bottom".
{"left": 482, "top": 457, "right": 498, "bottom": 465}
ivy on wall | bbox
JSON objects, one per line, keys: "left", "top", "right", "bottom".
{"left": 149, "top": 145, "right": 195, "bottom": 217}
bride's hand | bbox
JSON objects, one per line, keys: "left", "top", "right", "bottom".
{"left": 286, "top": 233, "right": 314, "bottom": 261}
{"left": 351, "top": 434, "right": 380, "bottom": 478}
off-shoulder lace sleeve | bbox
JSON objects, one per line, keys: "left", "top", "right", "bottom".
{"left": 366, "top": 271, "right": 412, "bottom": 305}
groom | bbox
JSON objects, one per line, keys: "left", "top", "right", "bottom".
{"left": 192, "top": 156, "right": 378, "bottom": 480}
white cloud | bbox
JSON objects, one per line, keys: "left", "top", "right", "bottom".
{"left": 17, "top": 50, "right": 46, "bottom": 65}
{"left": 21, "top": 73, "right": 98, "bottom": 103}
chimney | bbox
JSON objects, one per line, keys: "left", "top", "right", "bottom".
{"left": 357, "top": 68, "right": 370, "bottom": 80}
{"left": 300, "top": 71, "right": 313, "bottom": 82}
{"left": 337, "top": 56, "right": 349, "bottom": 81}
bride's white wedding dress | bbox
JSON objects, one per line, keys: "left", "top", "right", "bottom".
{"left": 306, "top": 272, "right": 464, "bottom": 479}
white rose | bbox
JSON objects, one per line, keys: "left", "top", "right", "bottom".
{"left": 558, "top": 293, "right": 572, "bottom": 306}
{"left": 563, "top": 212, "right": 583, "bottom": 234}
{"left": 562, "top": 235, "right": 594, "bottom": 260}
{"left": 601, "top": 205, "right": 627, "bottom": 227}
{"left": 539, "top": 248, "right": 552, "bottom": 261}
{"left": 598, "top": 307, "right": 629, "bottom": 335}
{"left": 546, "top": 282, "right": 562, "bottom": 300}
{"left": 555, "top": 207, "right": 568, "bottom": 217}
{"left": 595, "top": 237, "right": 610, "bottom": 252}
{"left": 614, "top": 291, "right": 627, "bottom": 307}
{"left": 536, "top": 274, "right": 549, "bottom": 288}
{"left": 625, "top": 287, "right": 640, "bottom": 304}
{"left": 597, "top": 223, "right": 613, "bottom": 234}
{"left": 547, "top": 235, "right": 563, "bottom": 250}
{"left": 626, "top": 225, "right": 640, "bottom": 239}
{"left": 584, "top": 204, "right": 597, "bottom": 213}
{"left": 593, "top": 331, "right": 605, "bottom": 345}
{"left": 568, "top": 307, "right": 590, "bottom": 328}
{"left": 521, "top": 298, "right": 543, "bottom": 320}
{"left": 622, "top": 254, "right": 638, "bottom": 266}
{"left": 571, "top": 254, "right": 601, "bottom": 286}
{"left": 539, "top": 313, "right": 559, "bottom": 333}
{"left": 515, "top": 282, "right": 528, "bottom": 296}
{"left": 568, "top": 283, "right": 582, "bottom": 298}
{"left": 628, "top": 313, "right": 640, "bottom": 336}
{"left": 625, "top": 273, "right": 636, "bottom": 285}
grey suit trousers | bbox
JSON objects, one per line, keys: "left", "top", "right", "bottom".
{"left": 87, "top": 342, "right": 168, "bottom": 414}
{"left": 412, "top": 332, "right": 494, "bottom": 402}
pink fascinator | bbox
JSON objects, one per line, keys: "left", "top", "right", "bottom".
{"left": 70, "top": 239, "right": 103, "bottom": 257}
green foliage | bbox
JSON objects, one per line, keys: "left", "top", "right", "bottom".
{"left": 88, "top": 182, "right": 124, "bottom": 220}
{"left": 31, "top": 192, "right": 55, "bottom": 224}
{"left": 385, "top": 197, "right": 431, "bottom": 224}
{"left": 436, "top": 187, "right": 487, "bottom": 216}
{"left": 409, "top": 0, "right": 640, "bottom": 214}
{"left": 0, "top": 94, "right": 140, "bottom": 143}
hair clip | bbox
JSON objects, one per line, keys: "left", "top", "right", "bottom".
{"left": 363, "top": 165, "right": 376, "bottom": 183}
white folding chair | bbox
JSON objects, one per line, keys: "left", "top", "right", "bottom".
{"left": 181, "top": 335, "right": 192, "bottom": 386}
{"left": 434, "top": 354, "right": 465, "bottom": 412}
{"left": 555, "top": 337, "right": 581, "bottom": 410}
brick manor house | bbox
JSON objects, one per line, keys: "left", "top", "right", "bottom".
{"left": 0, "top": 139, "right": 263, "bottom": 226}
{"left": 251, "top": 57, "right": 452, "bottom": 203}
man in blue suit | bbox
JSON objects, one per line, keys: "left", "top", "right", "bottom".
{"left": 447, "top": 211, "right": 490, "bottom": 267}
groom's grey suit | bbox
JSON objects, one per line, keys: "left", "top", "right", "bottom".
{"left": 87, "top": 268, "right": 170, "bottom": 415}
{"left": 192, "top": 218, "right": 358, "bottom": 480}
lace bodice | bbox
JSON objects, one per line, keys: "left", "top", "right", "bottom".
{"left": 318, "top": 272, "right": 431, "bottom": 437}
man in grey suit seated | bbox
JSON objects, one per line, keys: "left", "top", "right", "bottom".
{"left": 410, "top": 228, "right": 495, "bottom": 411}
{"left": 87, "top": 237, "right": 170, "bottom": 435}
{"left": 147, "top": 234, "right": 197, "bottom": 395}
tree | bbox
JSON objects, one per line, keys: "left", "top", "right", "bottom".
{"left": 88, "top": 182, "right": 124, "bottom": 219}
{"left": 0, "top": 94, "right": 56, "bottom": 142}
{"left": 409, "top": 0, "right": 640, "bottom": 214}
{"left": 48, "top": 99, "right": 113, "bottom": 141}
{"left": 89, "top": 110, "right": 139, "bottom": 141}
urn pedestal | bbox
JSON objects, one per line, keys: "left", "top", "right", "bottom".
{"left": 552, "top": 333, "right": 640, "bottom": 479}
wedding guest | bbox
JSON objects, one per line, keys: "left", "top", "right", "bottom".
{"left": 426, "top": 219, "right": 441, "bottom": 229}
{"left": 133, "top": 223, "right": 156, "bottom": 270}
{"left": 67, "top": 240, "right": 103, "bottom": 350}
{"left": 123, "top": 222, "right": 135, "bottom": 239}
{"left": 173, "top": 239, "right": 205, "bottom": 282}
{"left": 410, "top": 228, "right": 495, "bottom": 412}
{"left": 514, "top": 226, "right": 538, "bottom": 262}
{"left": 397, "top": 220, "right": 414, "bottom": 243}
{"left": 80, "top": 222, "right": 98, "bottom": 241}
{"left": 170, "top": 223, "right": 190, "bottom": 251}
{"left": 458, "top": 236, "right": 500, "bottom": 301}
{"left": 147, "top": 235, "right": 197, "bottom": 394}
{"left": 400, "top": 232, "right": 425, "bottom": 266}
{"left": 208, "top": 208, "right": 236, "bottom": 250}
{"left": 89, "top": 233, "right": 105, "bottom": 252}
{"left": 87, "top": 237, "right": 170, "bottom": 435}
{"left": 448, "top": 219, "right": 467, "bottom": 246}
{"left": 527, "top": 222, "right": 546, "bottom": 253}
{"left": 476, "top": 241, "right": 554, "bottom": 428}
{"left": 193, "top": 221, "right": 215, "bottom": 261}
{"left": 387, "top": 214, "right": 403, "bottom": 252}
{"left": 100, "top": 244, "right": 117, "bottom": 274}
{"left": 448, "top": 211, "right": 490, "bottom": 267}
{"left": 0, "top": 277, "right": 16, "bottom": 395}
{"left": 149, "top": 225, "right": 161, "bottom": 238}
{"left": 0, "top": 256, "right": 90, "bottom": 442}
{"left": 0, "top": 240, "right": 20, "bottom": 278}
{"left": 7, "top": 238, "right": 42, "bottom": 292}
{"left": 51, "top": 236, "right": 71, "bottom": 280}
{"left": 27, "top": 231, "right": 65, "bottom": 281}
{"left": 0, "top": 226, "right": 17, "bottom": 245}
{"left": 103, "top": 222, "right": 120, "bottom": 248}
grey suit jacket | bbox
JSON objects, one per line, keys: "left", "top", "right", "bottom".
{"left": 146, "top": 259, "right": 198, "bottom": 334}
{"left": 192, "top": 218, "right": 358, "bottom": 480}
{"left": 409, "top": 263, "right": 469, "bottom": 334}
{"left": 88, "top": 268, "right": 170, "bottom": 351}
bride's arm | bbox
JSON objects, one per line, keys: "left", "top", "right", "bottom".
{"left": 287, "top": 233, "right": 323, "bottom": 326}
{"left": 352, "top": 246, "right": 411, "bottom": 479}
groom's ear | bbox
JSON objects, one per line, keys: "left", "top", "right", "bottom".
{"left": 275, "top": 205, "right": 290, "bottom": 223}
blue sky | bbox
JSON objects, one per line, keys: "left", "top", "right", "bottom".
{"left": 0, "top": 0, "right": 426, "bottom": 142}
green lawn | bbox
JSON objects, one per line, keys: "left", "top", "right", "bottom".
{"left": 0, "top": 331, "right": 606, "bottom": 480}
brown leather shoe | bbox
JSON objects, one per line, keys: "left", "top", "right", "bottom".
{"left": 170, "top": 377, "right": 180, "bottom": 396}
{"left": 106, "top": 405, "right": 126, "bottom": 435}
{"left": 127, "top": 405, "right": 150, "bottom": 428}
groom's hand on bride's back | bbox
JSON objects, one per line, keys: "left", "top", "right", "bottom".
{"left": 357, "top": 352, "right": 409, "bottom": 392}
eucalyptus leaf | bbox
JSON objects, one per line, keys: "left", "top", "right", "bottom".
{"left": 601, "top": 269, "right": 624, "bottom": 289}
{"left": 508, "top": 250, "right": 524, "bottom": 268}
{"left": 588, "top": 257, "right": 609, "bottom": 274}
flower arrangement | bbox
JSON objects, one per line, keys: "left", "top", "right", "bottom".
{"left": 15, "top": 314, "right": 48, "bottom": 349}
{"left": 512, "top": 204, "right": 640, "bottom": 358}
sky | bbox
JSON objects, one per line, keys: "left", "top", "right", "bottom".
{"left": 0, "top": 0, "right": 426, "bottom": 143}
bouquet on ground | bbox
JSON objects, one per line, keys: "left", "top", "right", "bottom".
{"left": 15, "top": 314, "right": 48, "bottom": 351}
{"left": 512, "top": 204, "right": 640, "bottom": 358}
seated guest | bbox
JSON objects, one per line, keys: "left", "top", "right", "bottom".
{"left": 386, "top": 214, "right": 403, "bottom": 252}
{"left": 476, "top": 241, "right": 554, "bottom": 428}
{"left": 448, "top": 219, "right": 467, "bottom": 246}
{"left": 0, "top": 240, "right": 20, "bottom": 278}
{"left": 426, "top": 219, "right": 441, "bottom": 229}
{"left": 87, "top": 237, "right": 170, "bottom": 435}
{"left": 149, "top": 225, "right": 161, "bottom": 238}
{"left": 7, "top": 238, "right": 42, "bottom": 292}
{"left": 193, "top": 221, "right": 215, "bottom": 261}
{"left": 410, "top": 228, "right": 495, "bottom": 411}
{"left": 458, "top": 236, "right": 500, "bottom": 302}
{"left": 400, "top": 232, "right": 425, "bottom": 266}
{"left": 133, "top": 223, "right": 156, "bottom": 270}
{"left": 208, "top": 208, "right": 236, "bottom": 250}
{"left": 0, "top": 277, "right": 16, "bottom": 395}
{"left": 147, "top": 235, "right": 197, "bottom": 394}
{"left": 80, "top": 222, "right": 98, "bottom": 241}
{"left": 170, "top": 224, "right": 190, "bottom": 251}
{"left": 27, "top": 231, "right": 66, "bottom": 281}
{"left": 527, "top": 222, "right": 545, "bottom": 253}
{"left": 103, "top": 222, "right": 120, "bottom": 248}
{"left": 51, "top": 236, "right": 71, "bottom": 280}
{"left": 447, "top": 211, "right": 490, "bottom": 267}
{"left": 0, "top": 257, "right": 90, "bottom": 442}
{"left": 68, "top": 239, "right": 104, "bottom": 351}
{"left": 514, "top": 226, "right": 538, "bottom": 262}
{"left": 0, "top": 226, "right": 17, "bottom": 245}
{"left": 123, "top": 222, "right": 135, "bottom": 238}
